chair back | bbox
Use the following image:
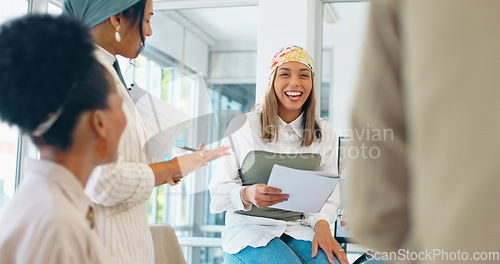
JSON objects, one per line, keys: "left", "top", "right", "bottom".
{"left": 150, "top": 224, "right": 186, "bottom": 264}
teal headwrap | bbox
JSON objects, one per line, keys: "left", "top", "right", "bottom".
{"left": 63, "top": 0, "right": 141, "bottom": 28}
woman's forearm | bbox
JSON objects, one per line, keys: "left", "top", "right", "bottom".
{"left": 149, "top": 157, "right": 180, "bottom": 186}
{"left": 150, "top": 146, "right": 230, "bottom": 187}
{"left": 150, "top": 152, "right": 205, "bottom": 186}
{"left": 314, "top": 219, "right": 331, "bottom": 232}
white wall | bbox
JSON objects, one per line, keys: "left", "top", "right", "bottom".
{"left": 149, "top": 13, "right": 184, "bottom": 62}
{"left": 330, "top": 44, "right": 364, "bottom": 133}
{"left": 209, "top": 51, "right": 256, "bottom": 82}
{"left": 323, "top": 2, "right": 370, "bottom": 133}
{"left": 184, "top": 30, "right": 209, "bottom": 74}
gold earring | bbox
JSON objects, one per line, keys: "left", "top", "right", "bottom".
{"left": 98, "top": 138, "right": 107, "bottom": 158}
{"left": 115, "top": 25, "right": 121, "bottom": 42}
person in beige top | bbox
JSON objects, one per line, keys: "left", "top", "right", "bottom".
{"left": 63, "top": 0, "right": 230, "bottom": 263}
{"left": 346, "top": 1, "right": 500, "bottom": 263}
{"left": 0, "top": 14, "right": 125, "bottom": 263}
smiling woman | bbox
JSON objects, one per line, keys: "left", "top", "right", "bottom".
{"left": 274, "top": 62, "right": 313, "bottom": 122}
{"left": 209, "top": 45, "right": 347, "bottom": 264}
{"left": 262, "top": 45, "right": 321, "bottom": 147}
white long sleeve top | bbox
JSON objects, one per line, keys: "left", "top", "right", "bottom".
{"left": 209, "top": 111, "right": 340, "bottom": 254}
{"left": 85, "top": 46, "right": 156, "bottom": 264}
{"left": 0, "top": 159, "right": 111, "bottom": 264}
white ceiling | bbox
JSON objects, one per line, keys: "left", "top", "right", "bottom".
{"left": 323, "top": 2, "right": 370, "bottom": 46}
{"left": 177, "top": 6, "right": 259, "bottom": 51}
{"left": 153, "top": 2, "right": 369, "bottom": 52}
{"left": 47, "top": 0, "right": 369, "bottom": 51}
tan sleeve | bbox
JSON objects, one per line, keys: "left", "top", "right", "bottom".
{"left": 85, "top": 156, "right": 155, "bottom": 208}
{"left": 345, "top": 0, "right": 409, "bottom": 253}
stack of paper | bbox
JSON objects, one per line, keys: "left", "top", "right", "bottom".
{"left": 267, "top": 165, "right": 339, "bottom": 213}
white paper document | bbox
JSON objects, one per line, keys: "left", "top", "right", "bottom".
{"left": 267, "top": 165, "right": 339, "bottom": 213}
{"left": 129, "top": 84, "right": 191, "bottom": 163}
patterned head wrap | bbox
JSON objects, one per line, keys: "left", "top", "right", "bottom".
{"left": 63, "top": 0, "right": 141, "bottom": 28}
{"left": 268, "top": 45, "right": 314, "bottom": 79}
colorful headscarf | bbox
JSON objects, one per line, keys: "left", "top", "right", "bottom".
{"left": 268, "top": 45, "right": 314, "bottom": 79}
{"left": 63, "top": 0, "right": 141, "bottom": 28}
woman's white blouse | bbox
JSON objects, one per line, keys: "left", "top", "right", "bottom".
{"left": 0, "top": 159, "right": 111, "bottom": 263}
{"left": 209, "top": 111, "right": 340, "bottom": 254}
{"left": 85, "top": 46, "right": 156, "bottom": 264}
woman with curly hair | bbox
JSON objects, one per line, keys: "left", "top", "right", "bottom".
{"left": 0, "top": 14, "right": 126, "bottom": 263}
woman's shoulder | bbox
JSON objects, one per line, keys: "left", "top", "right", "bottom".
{"left": 223, "top": 111, "right": 258, "bottom": 138}
{"left": 314, "top": 116, "right": 336, "bottom": 144}
{"left": 227, "top": 111, "right": 260, "bottom": 128}
{"left": 1, "top": 181, "right": 81, "bottom": 233}
{"left": 246, "top": 110, "right": 261, "bottom": 121}
{"left": 222, "top": 111, "right": 264, "bottom": 153}
{"left": 315, "top": 116, "right": 334, "bottom": 132}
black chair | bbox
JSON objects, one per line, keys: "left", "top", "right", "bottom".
{"left": 333, "top": 220, "right": 370, "bottom": 264}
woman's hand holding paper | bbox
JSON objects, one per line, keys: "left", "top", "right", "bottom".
{"left": 243, "top": 184, "right": 289, "bottom": 208}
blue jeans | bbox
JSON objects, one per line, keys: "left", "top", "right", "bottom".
{"left": 224, "top": 234, "right": 338, "bottom": 264}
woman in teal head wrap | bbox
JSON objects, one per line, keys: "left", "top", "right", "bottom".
{"left": 64, "top": 0, "right": 151, "bottom": 61}
{"left": 63, "top": 1, "right": 230, "bottom": 263}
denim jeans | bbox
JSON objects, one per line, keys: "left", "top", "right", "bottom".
{"left": 224, "top": 234, "right": 339, "bottom": 264}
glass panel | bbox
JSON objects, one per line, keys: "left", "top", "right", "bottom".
{"left": 0, "top": 0, "right": 29, "bottom": 218}
{"left": 321, "top": 1, "right": 369, "bottom": 129}
{"left": 116, "top": 4, "right": 258, "bottom": 263}
{"left": 0, "top": 124, "right": 18, "bottom": 217}
{"left": 321, "top": 3, "right": 370, "bottom": 263}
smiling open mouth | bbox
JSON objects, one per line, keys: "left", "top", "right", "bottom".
{"left": 285, "top": 91, "right": 303, "bottom": 101}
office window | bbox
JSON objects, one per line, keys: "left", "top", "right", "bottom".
{"left": 321, "top": 1, "right": 369, "bottom": 132}
{"left": 0, "top": 124, "right": 18, "bottom": 217}
{"left": 321, "top": 3, "right": 370, "bottom": 262}
{"left": 0, "top": 0, "right": 29, "bottom": 218}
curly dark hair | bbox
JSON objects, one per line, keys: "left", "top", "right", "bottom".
{"left": 0, "top": 14, "right": 112, "bottom": 150}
